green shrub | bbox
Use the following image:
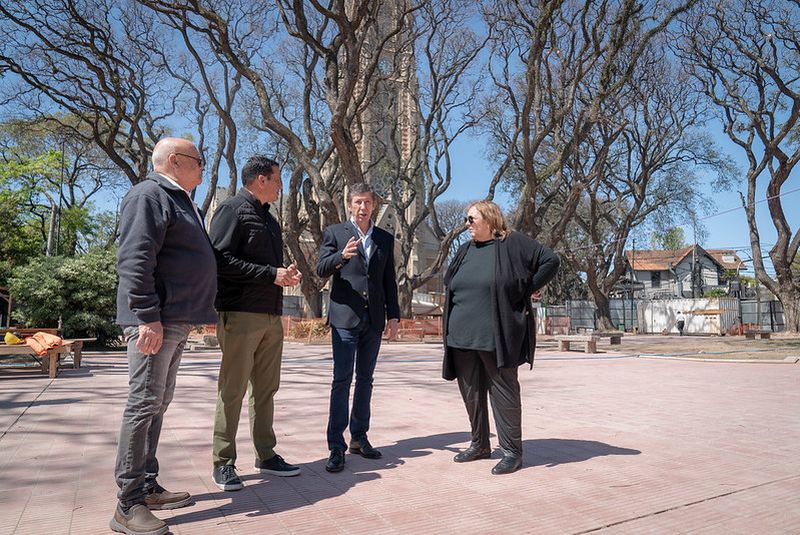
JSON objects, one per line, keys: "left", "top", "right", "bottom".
{"left": 9, "top": 248, "right": 121, "bottom": 346}
{"left": 704, "top": 288, "right": 728, "bottom": 297}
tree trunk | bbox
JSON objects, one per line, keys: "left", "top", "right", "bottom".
{"left": 777, "top": 285, "right": 800, "bottom": 333}
{"left": 298, "top": 278, "right": 324, "bottom": 318}
{"left": 591, "top": 290, "right": 617, "bottom": 331}
{"left": 398, "top": 279, "right": 413, "bottom": 319}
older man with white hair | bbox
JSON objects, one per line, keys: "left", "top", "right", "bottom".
{"left": 111, "top": 138, "right": 217, "bottom": 535}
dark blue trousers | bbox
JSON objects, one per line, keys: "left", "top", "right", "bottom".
{"left": 327, "top": 316, "right": 382, "bottom": 450}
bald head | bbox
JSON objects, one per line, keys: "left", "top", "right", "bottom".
{"left": 152, "top": 137, "right": 197, "bottom": 169}
{"left": 151, "top": 137, "right": 204, "bottom": 191}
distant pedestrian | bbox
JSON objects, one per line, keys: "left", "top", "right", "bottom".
{"left": 676, "top": 311, "right": 686, "bottom": 336}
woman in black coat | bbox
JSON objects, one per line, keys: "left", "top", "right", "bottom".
{"left": 443, "top": 201, "right": 560, "bottom": 474}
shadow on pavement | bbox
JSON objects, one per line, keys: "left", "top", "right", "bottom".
{"left": 167, "top": 432, "right": 472, "bottom": 524}
{"left": 167, "top": 433, "right": 639, "bottom": 525}
{"left": 524, "top": 438, "right": 641, "bottom": 468}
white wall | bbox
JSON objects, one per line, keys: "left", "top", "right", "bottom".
{"left": 637, "top": 298, "right": 739, "bottom": 335}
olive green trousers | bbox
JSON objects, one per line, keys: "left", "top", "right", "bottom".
{"left": 212, "top": 311, "right": 283, "bottom": 466}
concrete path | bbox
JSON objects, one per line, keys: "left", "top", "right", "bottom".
{"left": 1, "top": 341, "right": 798, "bottom": 534}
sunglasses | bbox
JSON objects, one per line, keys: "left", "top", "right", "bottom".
{"left": 174, "top": 152, "right": 205, "bottom": 167}
{"left": 463, "top": 215, "right": 476, "bottom": 224}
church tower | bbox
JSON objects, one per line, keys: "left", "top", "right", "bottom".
{"left": 353, "top": 0, "right": 440, "bottom": 294}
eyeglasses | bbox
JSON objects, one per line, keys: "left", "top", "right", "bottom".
{"left": 174, "top": 152, "right": 205, "bottom": 167}
{"left": 464, "top": 215, "right": 476, "bottom": 224}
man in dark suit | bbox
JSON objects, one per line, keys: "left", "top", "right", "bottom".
{"left": 316, "top": 182, "right": 400, "bottom": 473}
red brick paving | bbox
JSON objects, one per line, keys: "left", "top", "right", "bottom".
{"left": 0, "top": 340, "right": 798, "bottom": 534}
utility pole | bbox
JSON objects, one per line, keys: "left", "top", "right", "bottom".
{"left": 45, "top": 204, "right": 59, "bottom": 256}
{"left": 691, "top": 217, "right": 699, "bottom": 298}
{"left": 630, "top": 238, "right": 636, "bottom": 332}
{"left": 55, "top": 138, "right": 65, "bottom": 255}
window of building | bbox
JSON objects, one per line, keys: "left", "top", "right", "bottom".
{"left": 651, "top": 271, "right": 661, "bottom": 288}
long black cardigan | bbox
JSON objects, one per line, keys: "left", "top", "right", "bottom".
{"left": 442, "top": 231, "right": 560, "bottom": 380}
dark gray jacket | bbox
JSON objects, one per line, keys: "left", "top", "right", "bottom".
{"left": 116, "top": 173, "right": 218, "bottom": 326}
{"left": 208, "top": 188, "right": 283, "bottom": 315}
{"left": 442, "top": 231, "right": 560, "bottom": 380}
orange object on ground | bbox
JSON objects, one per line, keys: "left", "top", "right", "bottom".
{"left": 25, "top": 331, "right": 64, "bottom": 356}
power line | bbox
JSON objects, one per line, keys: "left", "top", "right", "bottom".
{"left": 699, "top": 186, "right": 800, "bottom": 221}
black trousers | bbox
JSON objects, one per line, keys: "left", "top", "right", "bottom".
{"left": 450, "top": 347, "right": 523, "bottom": 458}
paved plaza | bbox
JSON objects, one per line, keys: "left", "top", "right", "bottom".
{"left": 1, "top": 337, "right": 798, "bottom": 534}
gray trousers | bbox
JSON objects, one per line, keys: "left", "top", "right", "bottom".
{"left": 114, "top": 324, "right": 192, "bottom": 508}
{"left": 451, "top": 347, "right": 523, "bottom": 458}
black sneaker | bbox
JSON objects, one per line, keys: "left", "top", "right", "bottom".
{"left": 255, "top": 454, "right": 301, "bottom": 477}
{"left": 213, "top": 465, "right": 244, "bottom": 491}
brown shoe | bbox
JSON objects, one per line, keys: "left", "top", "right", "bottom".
{"left": 109, "top": 504, "right": 168, "bottom": 535}
{"left": 145, "top": 483, "right": 193, "bottom": 510}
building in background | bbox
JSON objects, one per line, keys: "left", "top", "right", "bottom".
{"left": 624, "top": 245, "right": 746, "bottom": 299}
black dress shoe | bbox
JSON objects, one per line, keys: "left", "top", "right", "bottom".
{"left": 349, "top": 438, "right": 382, "bottom": 459}
{"left": 325, "top": 449, "right": 345, "bottom": 472}
{"left": 491, "top": 455, "right": 522, "bottom": 475}
{"left": 453, "top": 445, "right": 492, "bottom": 463}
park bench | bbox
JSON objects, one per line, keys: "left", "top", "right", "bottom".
{"left": 0, "top": 334, "right": 96, "bottom": 378}
{"left": 554, "top": 334, "right": 598, "bottom": 353}
{"left": 395, "top": 328, "right": 424, "bottom": 342}
{"left": 593, "top": 331, "right": 624, "bottom": 345}
{"left": 744, "top": 330, "right": 771, "bottom": 340}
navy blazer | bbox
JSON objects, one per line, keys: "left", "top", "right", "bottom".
{"left": 316, "top": 221, "right": 400, "bottom": 330}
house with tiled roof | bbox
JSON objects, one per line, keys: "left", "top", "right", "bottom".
{"left": 624, "top": 245, "right": 745, "bottom": 298}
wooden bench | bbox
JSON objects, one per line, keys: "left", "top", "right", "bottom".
{"left": 0, "top": 336, "right": 95, "bottom": 377}
{"left": 744, "top": 330, "right": 771, "bottom": 340}
{"left": 65, "top": 338, "right": 96, "bottom": 368}
{"left": 554, "top": 334, "right": 598, "bottom": 353}
{"left": 0, "top": 341, "right": 74, "bottom": 378}
{"left": 396, "top": 328, "right": 424, "bottom": 342}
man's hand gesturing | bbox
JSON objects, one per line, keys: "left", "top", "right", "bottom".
{"left": 341, "top": 236, "right": 361, "bottom": 260}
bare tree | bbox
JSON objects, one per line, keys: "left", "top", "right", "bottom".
{"left": 375, "top": 0, "right": 486, "bottom": 315}
{"left": 0, "top": 0, "right": 249, "bottom": 217}
{"left": 481, "top": 0, "right": 699, "bottom": 246}
{"left": 136, "top": 10, "right": 249, "bottom": 212}
{"left": 433, "top": 199, "right": 471, "bottom": 262}
{"left": 0, "top": 0, "right": 176, "bottom": 183}
{"left": 132, "top": 0, "right": 396, "bottom": 315}
{"left": 0, "top": 117, "right": 126, "bottom": 255}
{"left": 676, "top": 0, "right": 800, "bottom": 332}
{"left": 557, "top": 45, "right": 733, "bottom": 329}
{"left": 135, "top": 0, "right": 488, "bottom": 317}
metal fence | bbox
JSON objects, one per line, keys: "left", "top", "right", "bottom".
{"left": 540, "top": 299, "right": 638, "bottom": 333}
{"left": 541, "top": 298, "right": 785, "bottom": 334}
{"left": 740, "top": 300, "right": 784, "bottom": 332}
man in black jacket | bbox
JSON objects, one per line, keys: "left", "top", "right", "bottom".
{"left": 112, "top": 137, "right": 217, "bottom": 535}
{"left": 316, "top": 183, "right": 400, "bottom": 473}
{"left": 208, "top": 155, "right": 302, "bottom": 491}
